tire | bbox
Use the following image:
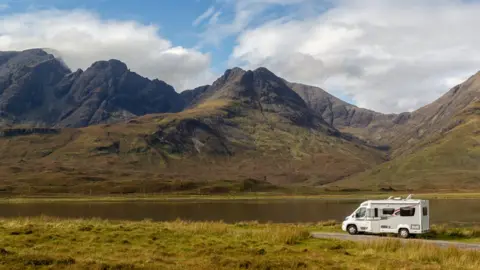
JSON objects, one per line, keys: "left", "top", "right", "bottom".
{"left": 398, "top": 228, "right": 410, "bottom": 239}
{"left": 347, "top": 225, "right": 358, "bottom": 235}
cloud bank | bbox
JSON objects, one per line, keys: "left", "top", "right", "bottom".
{"left": 0, "top": 9, "right": 213, "bottom": 91}
{"left": 229, "top": 0, "right": 480, "bottom": 113}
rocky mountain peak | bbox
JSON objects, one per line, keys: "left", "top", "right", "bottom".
{"left": 88, "top": 59, "right": 129, "bottom": 76}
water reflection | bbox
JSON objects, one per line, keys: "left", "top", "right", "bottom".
{"left": 0, "top": 199, "right": 479, "bottom": 224}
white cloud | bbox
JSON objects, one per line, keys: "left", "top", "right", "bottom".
{"left": 198, "top": 0, "right": 312, "bottom": 46}
{"left": 208, "top": 11, "right": 222, "bottom": 25}
{"left": 0, "top": 9, "right": 214, "bottom": 91}
{"left": 192, "top": 6, "right": 215, "bottom": 26}
{"left": 229, "top": 0, "right": 480, "bottom": 113}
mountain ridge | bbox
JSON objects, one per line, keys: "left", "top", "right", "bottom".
{"left": 0, "top": 48, "right": 478, "bottom": 193}
{"left": 0, "top": 49, "right": 185, "bottom": 128}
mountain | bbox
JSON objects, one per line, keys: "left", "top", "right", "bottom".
{"left": 0, "top": 49, "right": 70, "bottom": 125}
{"left": 180, "top": 85, "right": 209, "bottom": 106}
{"left": 287, "top": 82, "right": 395, "bottom": 129}
{"left": 379, "top": 71, "right": 480, "bottom": 156}
{"left": 289, "top": 73, "right": 480, "bottom": 157}
{"left": 329, "top": 100, "right": 479, "bottom": 191}
{"left": 288, "top": 82, "right": 410, "bottom": 149}
{"left": 0, "top": 49, "right": 184, "bottom": 127}
{"left": 0, "top": 48, "right": 478, "bottom": 194}
{"left": 0, "top": 62, "right": 384, "bottom": 194}
{"left": 184, "top": 67, "right": 332, "bottom": 130}
{"left": 326, "top": 73, "right": 480, "bottom": 191}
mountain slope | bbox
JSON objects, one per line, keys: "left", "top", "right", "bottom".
{"left": 326, "top": 73, "right": 480, "bottom": 191}
{"left": 288, "top": 82, "right": 411, "bottom": 148}
{"left": 290, "top": 72, "right": 480, "bottom": 157}
{"left": 186, "top": 67, "right": 331, "bottom": 129}
{"left": 53, "top": 59, "right": 184, "bottom": 127}
{"left": 0, "top": 67, "right": 385, "bottom": 194}
{"left": 0, "top": 48, "right": 477, "bottom": 193}
{"left": 0, "top": 49, "right": 184, "bottom": 127}
{"left": 383, "top": 71, "right": 480, "bottom": 156}
{"left": 287, "top": 82, "right": 395, "bottom": 129}
{"left": 328, "top": 100, "right": 479, "bottom": 191}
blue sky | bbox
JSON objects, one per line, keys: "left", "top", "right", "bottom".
{"left": 2, "top": 0, "right": 225, "bottom": 65}
{"left": 0, "top": 0, "right": 479, "bottom": 113}
{"left": 0, "top": 0, "right": 328, "bottom": 75}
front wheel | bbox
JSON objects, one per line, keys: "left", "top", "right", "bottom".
{"left": 347, "top": 225, "right": 358, "bottom": 235}
{"left": 398, "top": 228, "right": 410, "bottom": 239}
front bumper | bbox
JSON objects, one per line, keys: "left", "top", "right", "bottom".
{"left": 341, "top": 222, "right": 347, "bottom": 232}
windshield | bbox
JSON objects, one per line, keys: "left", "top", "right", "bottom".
{"left": 355, "top": 207, "right": 366, "bottom": 218}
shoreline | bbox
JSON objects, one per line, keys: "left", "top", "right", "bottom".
{"left": 2, "top": 192, "right": 480, "bottom": 203}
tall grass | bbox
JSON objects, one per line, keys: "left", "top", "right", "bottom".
{"left": 428, "top": 224, "right": 480, "bottom": 239}
{"left": 360, "top": 239, "right": 480, "bottom": 269}
{"left": 1, "top": 218, "right": 480, "bottom": 269}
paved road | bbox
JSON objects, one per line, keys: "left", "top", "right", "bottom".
{"left": 310, "top": 232, "right": 480, "bottom": 250}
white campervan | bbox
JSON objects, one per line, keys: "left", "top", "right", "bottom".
{"left": 341, "top": 195, "right": 429, "bottom": 238}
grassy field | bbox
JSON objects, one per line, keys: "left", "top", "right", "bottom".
{"left": 0, "top": 218, "right": 480, "bottom": 269}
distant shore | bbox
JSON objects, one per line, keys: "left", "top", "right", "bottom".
{"left": 2, "top": 192, "right": 480, "bottom": 203}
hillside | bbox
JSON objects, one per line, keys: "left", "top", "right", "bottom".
{"left": 290, "top": 73, "right": 480, "bottom": 158}
{"left": 287, "top": 82, "right": 403, "bottom": 148}
{"left": 327, "top": 91, "right": 480, "bottom": 191}
{"left": 0, "top": 48, "right": 478, "bottom": 193}
{"left": 0, "top": 66, "right": 384, "bottom": 195}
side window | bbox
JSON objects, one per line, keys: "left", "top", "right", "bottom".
{"left": 374, "top": 208, "right": 378, "bottom": 218}
{"left": 382, "top": 208, "right": 395, "bottom": 215}
{"left": 355, "top": 207, "right": 366, "bottom": 218}
{"left": 422, "top": 207, "right": 428, "bottom": 216}
{"left": 400, "top": 207, "right": 416, "bottom": 217}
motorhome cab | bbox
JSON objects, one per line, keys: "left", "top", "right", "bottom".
{"left": 341, "top": 195, "right": 429, "bottom": 238}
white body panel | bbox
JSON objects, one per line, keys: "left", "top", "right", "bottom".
{"left": 341, "top": 195, "right": 430, "bottom": 235}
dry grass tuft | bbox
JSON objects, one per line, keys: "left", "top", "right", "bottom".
{"left": 0, "top": 218, "right": 480, "bottom": 269}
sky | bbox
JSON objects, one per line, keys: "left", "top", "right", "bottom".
{"left": 1, "top": 0, "right": 480, "bottom": 113}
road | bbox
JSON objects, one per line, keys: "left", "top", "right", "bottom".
{"left": 310, "top": 232, "right": 480, "bottom": 250}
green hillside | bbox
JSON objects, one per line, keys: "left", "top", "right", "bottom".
{"left": 328, "top": 101, "right": 480, "bottom": 191}
{"left": 0, "top": 99, "right": 384, "bottom": 195}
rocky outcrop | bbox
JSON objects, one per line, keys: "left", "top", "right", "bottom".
{"left": 54, "top": 59, "right": 185, "bottom": 127}
{"left": 0, "top": 49, "right": 185, "bottom": 127}
{"left": 186, "top": 67, "right": 332, "bottom": 130}
{"left": 180, "top": 85, "right": 209, "bottom": 108}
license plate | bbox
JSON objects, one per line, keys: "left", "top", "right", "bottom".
{"left": 411, "top": 224, "right": 420, "bottom": 230}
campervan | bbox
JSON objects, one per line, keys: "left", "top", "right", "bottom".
{"left": 341, "top": 194, "right": 429, "bottom": 238}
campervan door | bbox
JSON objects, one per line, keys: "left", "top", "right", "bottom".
{"left": 421, "top": 200, "right": 430, "bottom": 232}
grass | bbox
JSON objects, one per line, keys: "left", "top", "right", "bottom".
{"left": 422, "top": 224, "right": 480, "bottom": 243}
{"left": 1, "top": 218, "right": 480, "bottom": 269}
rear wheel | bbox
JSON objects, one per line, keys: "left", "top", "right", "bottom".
{"left": 347, "top": 225, "right": 358, "bottom": 235}
{"left": 398, "top": 228, "right": 410, "bottom": 239}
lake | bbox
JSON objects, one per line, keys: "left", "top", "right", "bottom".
{"left": 1, "top": 199, "right": 480, "bottom": 224}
